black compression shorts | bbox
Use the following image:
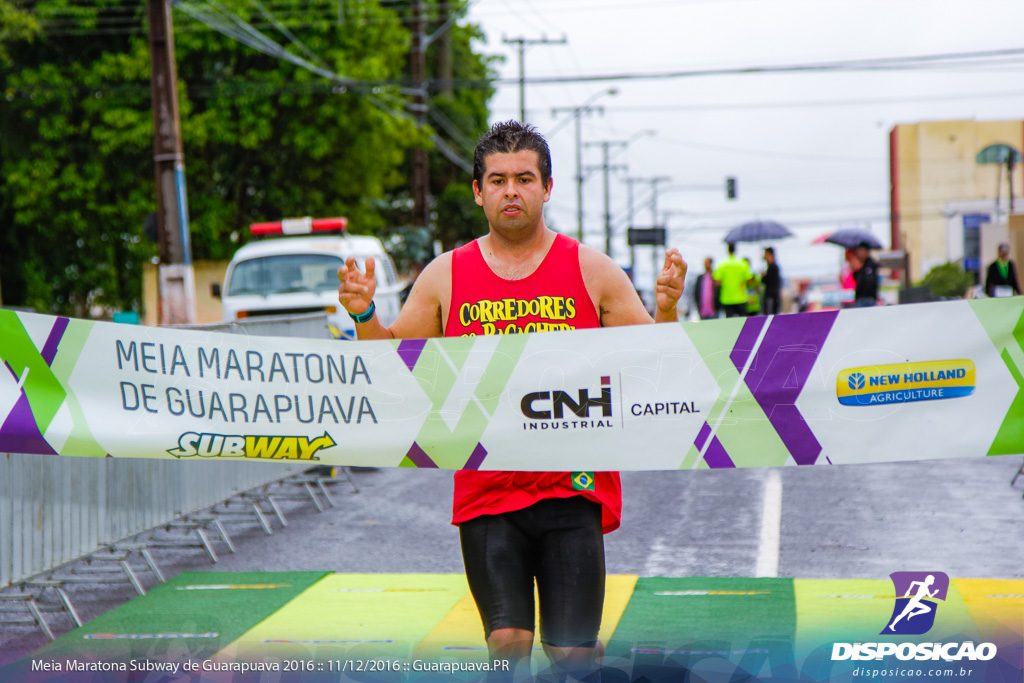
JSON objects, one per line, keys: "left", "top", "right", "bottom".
{"left": 458, "top": 495, "right": 605, "bottom": 648}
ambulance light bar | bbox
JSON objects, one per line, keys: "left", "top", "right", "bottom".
{"left": 250, "top": 217, "right": 347, "bottom": 236}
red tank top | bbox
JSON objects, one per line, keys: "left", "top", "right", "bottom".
{"left": 446, "top": 233, "right": 622, "bottom": 533}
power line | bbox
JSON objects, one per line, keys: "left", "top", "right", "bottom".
{"left": 498, "top": 88, "right": 1024, "bottom": 114}
{"left": 172, "top": 0, "right": 476, "bottom": 174}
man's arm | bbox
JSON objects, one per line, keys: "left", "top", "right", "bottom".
{"left": 579, "top": 245, "right": 686, "bottom": 327}
{"left": 338, "top": 254, "right": 450, "bottom": 340}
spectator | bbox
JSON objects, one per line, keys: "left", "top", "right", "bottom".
{"left": 743, "top": 257, "right": 761, "bottom": 316}
{"left": 693, "top": 257, "right": 719, "bottom": 320}
{"left": 713, "top": 242, "right": 753, "bottom": 318}
{"left": 851, "top": 241, "right": 879, "bottom": 307}
{"left": 762, "top": 246, "right": 781, "bottom": 314}
{"left": 985, "top": 243, "right": 1020, "bottom": 298}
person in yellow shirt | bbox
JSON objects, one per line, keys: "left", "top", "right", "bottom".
{"left": 713, "top": 242, "right": 754, "bottom": 317}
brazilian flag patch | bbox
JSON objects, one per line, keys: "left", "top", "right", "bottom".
{"left": 572, "top": 472, "right": 595, "bottom": 491}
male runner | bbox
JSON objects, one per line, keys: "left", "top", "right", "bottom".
{"left": 338, "top": 121, "right": 686, "bottom": 681}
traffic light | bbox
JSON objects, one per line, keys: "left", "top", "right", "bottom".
{"left": 726, "top": 177, "right": 737, "bottom": 200}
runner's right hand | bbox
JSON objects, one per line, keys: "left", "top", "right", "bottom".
{"left": 338, "top": 256, "right": 376, "bottom": 316}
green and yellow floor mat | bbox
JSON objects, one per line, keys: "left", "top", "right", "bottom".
{"left": 15, "top": 573, "right": 1024, "bottom": 682}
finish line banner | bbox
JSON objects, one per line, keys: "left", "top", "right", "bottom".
{"left": 1, "top": 298, "right": 1022, "bottom": 471}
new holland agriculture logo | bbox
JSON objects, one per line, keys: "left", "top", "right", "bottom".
{"left": 831, "top": 572, "right": 997, "bottom": 663}
{"left": 836, "top": 360, "right": 975, "bottom": 407}
{"left": 167, "top": 431, "right": 336, "bottom": 460}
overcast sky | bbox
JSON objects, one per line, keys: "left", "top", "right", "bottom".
{"left": 464, "top": 0, "right": 1024, "bottom": 283}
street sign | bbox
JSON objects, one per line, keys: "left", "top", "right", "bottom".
{"left": 628, "top": 227, "right": 666, "bottom": 246}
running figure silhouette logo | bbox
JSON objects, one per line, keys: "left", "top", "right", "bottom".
{"left": 881, "top": 571, "right": 949, "bottom": 635}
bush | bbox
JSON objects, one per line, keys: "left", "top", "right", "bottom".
{"left": 917, "top": 262, "right": 974, "bottom": 299}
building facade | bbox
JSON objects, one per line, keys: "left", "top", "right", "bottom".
{"left": 890, "top": 119, "right": 1022, "bottom": 282}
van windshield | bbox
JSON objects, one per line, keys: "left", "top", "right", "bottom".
{"left": 227, "top": 254, "right": 348, "bottom": 296}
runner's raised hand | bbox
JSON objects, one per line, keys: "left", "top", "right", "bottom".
{"left": 655, "top": 248, "right": 687, "bottom": 315}
{"left": 338, "top": 256, "right": 376, "bottom": 316}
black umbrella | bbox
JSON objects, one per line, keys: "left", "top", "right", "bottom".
{"left": 723, "top": 220, "right": 793, "bottom": 243}
{"left": 824, "top": 228, "right": 883, "bottom": 250}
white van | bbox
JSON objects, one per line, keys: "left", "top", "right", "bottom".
{"left": 217, "top": 218, "right": 404, "bottom": 339}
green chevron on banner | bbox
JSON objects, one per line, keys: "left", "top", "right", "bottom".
{"left": 971, "top": 297, "right": 1024, "bottom": 455}
{"left": 0, "top": 310, "right": 68, "bottom": 435}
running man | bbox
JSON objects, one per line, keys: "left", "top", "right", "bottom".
{"left": 338, "top": 121, "right": 686, "bottom": 682}
{"left": 887, "top": 574, "right": 939, "bottom": 632}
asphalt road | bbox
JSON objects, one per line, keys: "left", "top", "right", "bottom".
{"left": 2, "top": 455, "right": 1023, "bottom": 665}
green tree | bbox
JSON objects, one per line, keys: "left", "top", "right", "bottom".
{"left": 0, "top": 0, "right": 37, "bottom": 64}
{"left": 0, "top": 0, "right": 496, "bottom": 316}
{"left": 434, "top": 183, "right": 487, "bottom": 249}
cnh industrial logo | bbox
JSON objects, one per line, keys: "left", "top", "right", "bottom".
{"left": 520, "top": 376, "right": 613, "bottom": 430}
{"left": 831, "top": 571, "right": 997, "bottom": 663}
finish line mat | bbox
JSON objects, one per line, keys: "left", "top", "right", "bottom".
{"left": 11, "top": 573, "right": 1024, "bottom": 682}
{"left": 2, "top": 298, "right": 1024, "bottom": 471}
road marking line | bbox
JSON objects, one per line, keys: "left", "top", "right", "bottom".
{"left": 755, "top": 468, "right": 783, "bottom": 578}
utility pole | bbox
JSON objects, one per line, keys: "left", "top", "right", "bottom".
{"left": 584, "top": 141, "right": 627, "bottom": 258}
{"left": 627, "top": 176, "right": 671, "bottom": 293}
{"left": 503, "top": 34, "right": 566, "bottom": 122}
{"left": 551, "top": 105, "right": 603, "bottom": 243}
{"left": 624, "top": 177, "right": 644, "bottom": 280}
{"left": 552, "top": 92, "right": 616, "bottom": 242}
{"left": 437, "top": 1, "right": 453, "bottom": 98}
{"left": 647, "top": 176, "right": 672, "bottom": 283}
{"left": 410, "top": 0, "right": 429, "bottom": 230}
{"left": 148, "top": 0, "right": 196, "bottom": 324}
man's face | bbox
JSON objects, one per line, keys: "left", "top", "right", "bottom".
{"left": 704, "top": 257, "right": 712, "bottom": 272}
{"left": 473, "top": 150, "right": 552, "bottom": 235}
{"left": 999, "top": 248, "right": 1010, "bottom": 261}
{"left": 764, "top": 251, "right": 774, "bottom": 264}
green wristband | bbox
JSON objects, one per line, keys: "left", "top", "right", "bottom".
{"left": 349, "top": 300, "right": 375, "bottom": 324}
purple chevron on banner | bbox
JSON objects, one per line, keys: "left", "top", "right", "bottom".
{"left": 463, "top": 443, "right": 488, "bottom": 470}
{"left": 404, "top": 442, "right": 438, "bottom": 468}
{"left": 0, "top": 388, "right": 56, "bottom": 456}
{"left": 703, "top": 434, "right": 735, "bottom": 469}
{"left": 397, "top": 339, "right": 428, "bottom": 373}
{"left": 737, "top": 312, "right": 838, "bottom": 465}
{"left": 40, "top": 317, "right": 69, "bottom": 367}
{"left": 730, "top": 317, "right": 766, "bottom": 372}
{"left": 694, "top": 421, "right": 713, "bottom": 452}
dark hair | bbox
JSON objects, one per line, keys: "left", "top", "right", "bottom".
{"left": 764, "top": 246, "right": 775, "bottom": 256}
{"left": 473, "top": 120, "right": 552, "bottom": 186}
{"left": 727, "top": 242, "right": 736, "bottom": 254}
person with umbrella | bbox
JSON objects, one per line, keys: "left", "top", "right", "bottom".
{"left": 713, "top": 242, "right": 754, "bottom": 317}
{"left": 850, "top": 240, "right": 879, "bottom": 307}
{"left": 819, "top": 229, "right": 882, "bottom": 307}
{"left": 985, "top": 243, "right": 1020, "bottom": 298}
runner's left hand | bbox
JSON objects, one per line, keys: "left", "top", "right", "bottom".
{"left": 656, "top": 248, "right": 687, "bottom": 314}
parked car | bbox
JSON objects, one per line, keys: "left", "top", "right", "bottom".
{"left": 215, "top": 217, "right": 404, "bottom": 339}
{"left": 797, "top": 278, "right": 855, "bottom": 313}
